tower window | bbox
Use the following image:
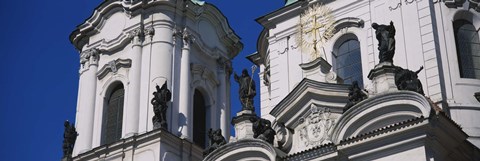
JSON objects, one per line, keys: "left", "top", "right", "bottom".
{"left": 101, "top": 84, "right": 124, "bottom": 145}
{"left": 333, "top": 37, "right": 363, "bottom": 87}
{"left": 193, "top": 90, "right": 207, "bottom": 148}
{"left": 454, "top": 20, "right": 480, "bottom": 79}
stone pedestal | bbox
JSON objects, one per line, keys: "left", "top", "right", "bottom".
{"left": 368, "top": 62, "right": 402, "bottom": 94}
{"left": 231, "top": 110, "right": 257, "bottom": 140}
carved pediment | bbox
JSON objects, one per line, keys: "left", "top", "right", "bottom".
{"left": 270, "top": 78, "right": 349, "bottom": 129}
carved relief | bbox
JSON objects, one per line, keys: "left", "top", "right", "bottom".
{"left": 144, "top": 26, "right": 155, "bottom": 37}
{"left": 298, "top": 105, "right": 335, "bottom": 147}
{"left": 80, "top": 48, "right": 100, "bottom": 66}
{"left": 97, "top": 59, "right": 132, "bottom": 80}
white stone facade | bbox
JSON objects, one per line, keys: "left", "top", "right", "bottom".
{"left": 70, "top": 0, "right": 242, "bottom": 160}
{"left": 236, "top": 0, "right": 480, "bottom": 160}
{"left": 252, "top": 0, "right": 480, "bottom": 151}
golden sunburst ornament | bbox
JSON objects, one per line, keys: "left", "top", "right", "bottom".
{"left": 297, "top": 4, "right": 335, "bottom": 60}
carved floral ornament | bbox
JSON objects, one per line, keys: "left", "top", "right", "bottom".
{"left": 298, "top": 104, "right": 335, "bottom": 147}
{"left": 127, "top": 26, "right": 155, "bottom": 40}
{"left": 80, "top": 48, "right": 100, "bottom": 65}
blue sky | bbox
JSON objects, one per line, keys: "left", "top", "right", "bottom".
{"left": 0, "top": 0, "right": 283, "bottom": 160}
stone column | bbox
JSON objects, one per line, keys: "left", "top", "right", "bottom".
{"left": 178, "top": 29, "right": 193, "bottom": 140}
{"left": 73, "top": 48, "right": 99, "bottom": 155}
{"left": 217, "top": 59, "right": 229, "bottom": 140}
{"left": 124, "top": 28, "right": 143, "bottom": 137}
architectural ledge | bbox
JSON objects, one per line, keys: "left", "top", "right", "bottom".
{"left": 204, "top": 138, "right": 285, "bottom": 161}
{"left": 284, "top": 112, "right": 476, "bottom": 160}
{"left": 332, "top": 91, "right": 432, "bottom": 143}
{"left": 73, "top": 129, "right": 199, "bottom": 161}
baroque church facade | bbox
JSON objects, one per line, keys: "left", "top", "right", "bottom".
{"left": 67, "top": 0, "right": 480, "bottom": 161}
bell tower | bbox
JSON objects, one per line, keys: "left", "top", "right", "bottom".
{"left": 69, "top": 0, "right": 242, "bottom": 160}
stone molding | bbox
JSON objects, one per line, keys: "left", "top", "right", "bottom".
{"left": 73, "top": 129, "right": 201, "bottom": 161}
{"left": 331, "top": 91, "right": 431, "bottom": 143}
{"left": 70, "top": 0, "right": 242, "bottom": 58}
{"left": 203, "top": 139, "right": 281, "bottom": 161}
{"left": 270, "top": 78, "right": 349, "bottom": 128}
{"left": 332, "top": 17, "right": 364, "bottom": 35}
{"left": 96, "top": 59, "right": 132, "bottom": 80}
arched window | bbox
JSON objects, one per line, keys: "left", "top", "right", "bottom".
{"left": 193, "top": 90, "right": 207, "bottom": 148}
{"left": 101, "top": 84, "right": 124, "bottom": 145}
{"left": 333, "top": 37, "right": 363, "bottom": 87}
{"left": 454, "top": 20, "right": 480, "bottom": 79}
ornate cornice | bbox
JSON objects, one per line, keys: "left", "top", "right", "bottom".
{"left": 70, "top": 0, "right": 242, "bottom": 59}
{"left": 97, "top": 59, "right": 132, "bottom": 80}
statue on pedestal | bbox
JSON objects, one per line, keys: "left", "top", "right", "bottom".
{"left": 395, "top": 66, "right": 425, "bottom": 95}
{"left": 372, "top": 21, "right": 396, "bottom": 64}
{"left": 62, "top": 120, "right": 78, "bottom": 160}
{"left": 250, "top": 117, "right": 276, "bottom": 144}
{"left": 234, "top": 69, "right": 256, "bottom": 111}
{"left": 344, "top": 81, "right": 368, "bottom": 112}
{"left": 203, "top": 129, "right": 227, "bottom": 156}
{"left": 151, "top": 81, "right": 172, "bottom": 129}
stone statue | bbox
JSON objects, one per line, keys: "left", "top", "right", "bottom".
{"left": 250, "top": 117, "right": 276, "bottom": 144}
{"left": 151, "top": 81, "right": 172, "bottom": 129}
{"left": 372, "top": 21, "right": 396, "bottom": 63}
{"left": 395, "top": 66, "right": 424, "bottom": 95}
{"left": 344, "top": 81, "right": 368, "bottom": 112}
{"left": 62, "top": 120, "right": 78, "bottom": 160}
{"left": 203, "top": 129, "right": 227, "bottom": 156}
{"left": 234, "top": 69, "right": 256, "bottom": 111}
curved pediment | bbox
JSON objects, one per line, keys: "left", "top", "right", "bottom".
{"left": 270, "top": 79, "right": 349, "bottom": 128}
{"left": 203, "top": 139, "right": 281, "bottom": 161}
{"left": 331, "top": 91, "right": 432, "bottom": 143}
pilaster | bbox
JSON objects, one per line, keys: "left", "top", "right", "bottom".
{"left": 217, "top": 58, "right": 230, "bottom": 140}
{"left": 124, "top": 27, "right": 144, "bottom": 137}
{"left": 178, "top": 29, "right": 194, "bottom": 140}
{"left": 73, "top": 48, "right": 100, "bottom": 156}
